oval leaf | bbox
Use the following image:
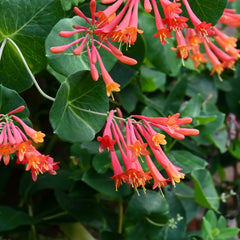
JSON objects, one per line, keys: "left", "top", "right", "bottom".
{"left": 0, "top": 0, "right": 64, "bottom": 92}
{"left": 49, "top": 70, "right": 109, "bottom": 142}
{"left": 191, "top": 169, "right": 219, "bottom": 211}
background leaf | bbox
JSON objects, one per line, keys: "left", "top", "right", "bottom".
{"left": 0, "top": 0, "right": 64, "bottom": 92}
{"left": 49, "top": 70, "right": 109, "bottom": 142}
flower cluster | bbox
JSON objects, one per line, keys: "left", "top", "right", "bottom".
{"left": 97, "top": 110, "right": 199, "bottom": 194}
{"left": 144, "top": 0, "right": 240, "bottom": 78}
{"left": 0, "top": 106, "right": 59, "bottom": 181}
{"left": 51, "top": 0, "right": 239, "bottom": 94}
{"left": 50, "top": 0, "right": 137, "bottom": 97}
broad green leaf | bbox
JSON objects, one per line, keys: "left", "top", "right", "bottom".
{"left": 138, "top": 13, "right": 181, "bottom": 76}
{"left": 201, "top": 217, "right": 213, "bottom": 240}
{"left": 60, "top": 0, "right": 86, "bottom": 11}
{"left": 186, "top": 71, "right": 218, "bottom": 103}
{"left": 184, "top": 0, "right": 227, "bottom": 25}
{"left": 49, "top": 70, "right": 109, "bottom": 143}
{"left": 207, "top": 130, "right": 228, "bottom": 153}
{"left": 229, "top": 140, "right": 240, "bottom": 160}
{"left": 204, "top": 210, "right": 217, "bottom": 229}
{"left": 194, "top": 115, "right": 217, "bottom": 125}
{"left": 218, "top": 227, "right": 240, "bottom": 239}
{"left": 121, "top": 33, "right": 146, "bottom": 70}
{"left": 0, "top": 206, "right": 35, "bottom": 231}
{"left": 46, "top": 16, "right": 116, "bottom": 78}
{"left": 118, "top": 83, "right": 139, "bottom": 113}
{"left": 0, "top": 0, "right": 64, "bottom": 92}
{"left": 181, "top": 94, "right": 202, "bottom": 118}
{"left": 172, "top": 183, "right": 199, "bottom": 223}
{"left": 163, "top": 78, "right": 187, "bottom": 114}
{"left": 0, "top": 85, "right": 29, "bottom": 119}
{"left": 165, "top": 191, "right": 187, "bottom": 240}
{"left": 92, "top": 152, "right": 112, "bottom": 174}
{"left": 191, "top": 169, "right": 219, "bottom": 211}
{"left": 124, "top": 190, "right": 169, "bottom": 226}
{"left": 82, "top": 168, "right": 131, "bottom": 197}
{"left": 140, "top": 67, "right": 166, "bottom": 92}
{"left": 168, "top": 150, "right": 207, "bottom": 174}
{"left": 198, "top": 102, "right": 225, "bottom": 136}
{"left": 217, "top": 216, "right": 227, "bottom": 229}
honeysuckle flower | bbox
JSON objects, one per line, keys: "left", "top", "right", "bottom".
{"left": 171, "top": 31, "right": 190, "bottom": 62}
{"left": 133, "top": 113, "right": 199, "bottom": 140}
{"left": 137, "top": 123, "right": 185, "bottom": 186}
{"left": 219, "top": 9, "right": 240, "bottom": 27}
{"left": 50, "top": 0, "right": 137, "bottom": 96}
{"left": 182, "top": 0, "right": 214, "bottom": 37}
{"left": 0, "top": 106, "right": 59, "bottom": 181}
{"left": 203, "top": 40, "right": 224, "bottom": 79}
{"left": 152, "top": 0, "right": 172, "bottom": 45}
{"left": 207, "top": 40, "right": 236, "bottom": 70}
{"left": 110, "top": 149, "right": 126, "bottom": 190}
{"left": 97, "top": 110, "right": 116, "bottom": 152}
{"left": 19, "top": 150, "right": 59, "bottom": 181}
{"left": 98, "top": 111, "right": 200, "bottom": 192}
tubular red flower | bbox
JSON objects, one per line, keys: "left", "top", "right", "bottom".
{"left": 97, "top": 110, "right": 116, "bottom": 152}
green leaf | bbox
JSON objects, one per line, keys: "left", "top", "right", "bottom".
{"left": 46, "top": 16, "right": 116, "bottom": 78}
{"left": 186, "top": 72, "right": 218, "bottom": 103}
{"left": 82, "top": 168, "right": 131, "bottom": 198}
{"left": 172, "top": 183, "right": 199, "bottom": 223}
{"left": 0, "top": 206, "right": 34, "bottom": 231}
{"left": 138, "top": 13, "right": 181, "bottom": 76}
{"left": 194, "top": 115, "right": 217, "bottom": 125}
{"left": 181, "top": 94, "right": 202, "bottom": 118}
{"left": 140, "top": 67, "right": 166, "bottom": 92}
{"left": 207, "top": 130, "right": 228, "bottom": 153}
{"left": 204, "top": 210, "right": 217, "bottom": 229}
{"left": 124, "top": 190, "right": 169, "bottom": 226}
{"left": 60, "top": 0, "right": 86, "bottom": 11}
{"left": 49, "top": 70, "right": 109, "bottom": 143}
{"left": 0, "top": 85, "right": 29, "bottom": 119}
{"left": 186, "top": 0, "right": 227, "bottom": 25}
{"left": 118, "top": 83, "right": 139, "bottom": 113}
{"left": 168, "top": 150, "right": 207, "bottom": 174}
{"left": 218, "top": 227, "right": 240, "bottom": 239}
{"left": 92, "top": 152, "right": 112, "bottom": 174}
{"left": 191, "top": 169, "right": 219, "bottom": 211}
{"left": 201, "top": 216, "right": 213, "bottom": 240}
{"left": 163, "top": 78, "right": 187, "bottom": 114}
{"left": 0, "top": 0, "right": 64, "bottom": 92}
{"left": 165, "top": 191, "right": 187, "bottom": 240}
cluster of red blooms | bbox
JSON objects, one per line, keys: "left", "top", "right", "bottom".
{"left": 0, "top": 106, "right": 59, "bottom": 181}
{"left": 97, "top": 110, "right": 199, "bottom": 194}
{"left": 51, "top": 0, "right": 239, "bottom": 95}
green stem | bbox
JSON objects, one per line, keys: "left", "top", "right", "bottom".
{"left": 28, "top": 204, "right": 38, "bottom": 240}
{"left": 42, "top": 211, "right": 68, "bottom": 221}
{"left": 118, "top": 198, "right": 123, "bottom": 234}
{"left": 175, "top": 193, "right": 194, "bottom": 199}
{"left": 146, "top": 217, "right": 167, "bottom": 227}
{"left": 69, "top": 103, "right": 126, "bottom": 121}
{"left": 5, "top": 37, "right": 55, "bottom": 102}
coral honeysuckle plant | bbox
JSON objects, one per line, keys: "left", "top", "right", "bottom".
{"left": 0, "top": 0, "right": 240, "bottom": 239}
